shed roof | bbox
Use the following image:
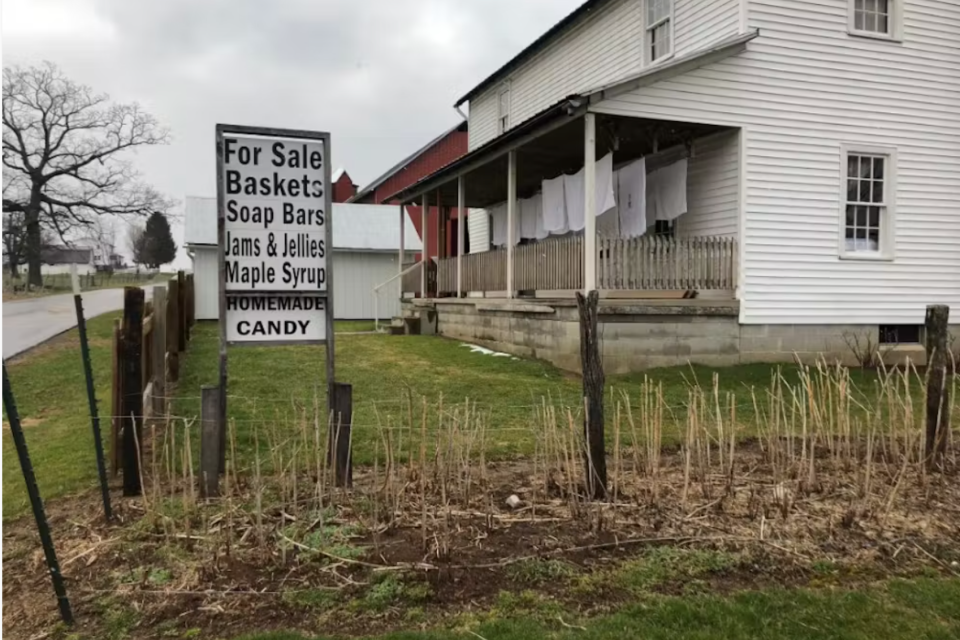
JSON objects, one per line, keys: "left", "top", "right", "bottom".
{"left": 40, "top": 246, "right": 92, "bottom": 265}
{"left": 183, "top": 197, "right": 421, "bottom": 252}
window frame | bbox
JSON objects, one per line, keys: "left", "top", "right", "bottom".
{"left": 644, "top": 0, "right": 675, "bottom": 65}
{"left": 497, "top": 82, "right": 511, "bottom": 135}
{"left": 838, "top": 143, "right": 897, "bottom": 261}
{"left": 847, "top": 0, "right": 903, "bottom": 42}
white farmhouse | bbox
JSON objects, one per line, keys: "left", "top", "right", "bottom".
{"left": 385, "top": 0, "right": 959, "bottom": 371}
{"left": 184, "top": 197, "right": 421, "bottom": 322}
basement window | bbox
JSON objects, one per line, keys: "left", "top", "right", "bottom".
{"left": 879, "top": 324, "right": 922, "bottom": 345}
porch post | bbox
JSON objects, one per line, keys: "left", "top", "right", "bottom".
{"left": 421, "top": 194, "right": 428, "bottom": 297}
{"left": 457, "top": 175, "right": 464, "bottom": 298}
{"left": 398, "top": 204, "right": 405, "bottom": 299}
{"left": 507, "top": 150, "right": 517, "bottom": 299}
{"left": 583, "top": 112, "right": 597, "bottom": 293}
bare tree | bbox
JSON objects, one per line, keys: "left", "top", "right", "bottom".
{"left": 2, "top": 62, "right": 172, "bottom": 286}
{"left": 127, "top": 222, "right": 147, "bottom": 268}
{"left": 3, "top": 210, "right": 55, "bottom": 279}
{"left": 76, "top": 215, "right": 119, "bottom": 270}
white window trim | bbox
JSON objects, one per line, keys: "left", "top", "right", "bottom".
{"left": 847, "top": 0, "right": 903, "bottom": 42}
{"left": 497, "top": 82, "right": 511, "bottom": 135}
{"left": 644, "top": 0, "right": 675, "bottom": 66}
{"left": 838, "top": 143, "right": 897, "bottom": 262}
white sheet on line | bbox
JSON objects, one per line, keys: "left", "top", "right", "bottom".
{"left": 617, "top": 157, "right": 647, "bottom": 238}
{"left": 563, "top": 168, "right": 585, "bottom": 231}
{"left": 489, "top": 202, "right": 507, "bottom": 247}
{"left": 595, "top": 152, "right": 617, "bottom": 216}
{"left": 520, "top": 193, "right": 541, "bottom": 240}
{"left": 541, "top": 174, "right": 567, "bottom": 234}
{"left": 655, "top": 158, "right": 688, "bottom": 222}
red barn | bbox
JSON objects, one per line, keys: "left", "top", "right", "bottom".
{"left": 331, "top": 168, "right": 358, "bottom": 203}
{"left": 351, "top": 121, "right": 468, "bottom": 259}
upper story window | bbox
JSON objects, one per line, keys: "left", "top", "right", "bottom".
{"left": 646, "top": 0, "right": 673, "bottom": 63}
{"left": 840, "top": 145, "right": 896, "bottom": 260}
{"left": 498, "top": 85, "right": 511, "bottom": 134}
{"left": 848, "top": 0, "right": 902, "bottom": 41}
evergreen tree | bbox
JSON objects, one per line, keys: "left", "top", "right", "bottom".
{"left": 143, "top": 212, "right": 177, "bottom": 268}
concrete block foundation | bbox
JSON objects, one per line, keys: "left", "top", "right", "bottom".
{"left": 403, "top": 298, "right": 957, "bottom": 374}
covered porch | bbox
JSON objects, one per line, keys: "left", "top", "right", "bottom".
{"left": 391, "top": 110, "right": 741, "bottom": 303}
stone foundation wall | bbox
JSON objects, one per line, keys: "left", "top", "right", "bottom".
{"left": 405, "top": 300, "right": 958, "bottom": 374}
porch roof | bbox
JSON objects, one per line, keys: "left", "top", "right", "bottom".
{"left": 388, "top": 30, "right": 759, "bottom": 209}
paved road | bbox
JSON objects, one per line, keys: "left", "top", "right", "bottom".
{"left": 3, "top": 288, "right": 152, "bottom": 360}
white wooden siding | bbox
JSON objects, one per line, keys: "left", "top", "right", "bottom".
{"left": 468, "top": 0, "right": 644, "bottom": 151}
{"left": 467, "top": 0, "right": 742, "bottom": 151}
{"left": 677, "top": 130, "right": 740, "bottom": 238}
{"left": 467, "top": 209, "right": 491, "bottom": 254}
{"left": 674, "top": 0, "right": 741, "bottom": 56}
{"left": 192, "top": 247, "right": 219, "bottom": 321}
{"left": 592, "top": 0, "right": 960, "bottom": 325}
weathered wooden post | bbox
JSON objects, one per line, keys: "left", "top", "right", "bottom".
{"left": 121, "top": 287, "right": 145, "bottom": 496}
{"left": 329, "top": 382, "right": 353, "bottom": 488}
{"left": 167, "top": 278, "right": 180, "bottom": 383}
{"left": 924, "top": 305, "right": 951, "bottom": 465}
{"left": 577, "top": 289, "right": 607, "bottom": 499}
{"left": 152, "top": 286, "right": 167, "bottom": 415}
{"left": 199, "top": 385, "right": 221, "bottom": 498}
{"left": 177, "top": 270, "right": 187, "bottom": 352}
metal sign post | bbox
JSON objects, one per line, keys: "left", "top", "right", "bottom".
{"left": 215, "top": 124, "right": 338, "bottom": 476}
{"left": 70, "top": 265, "right": 113, "bottom": 519}
{"left": 3, "top": 363, "right": 74, "bottom": 625}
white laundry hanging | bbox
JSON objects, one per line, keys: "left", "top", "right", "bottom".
{"left": 520, "top": 193, "right": 541, "bottom": 240}
{"left": 655, "top": 158, "right": 688, "bottom": 222}
{"left": 489, "top": 202, "right": 507, "bottom": 247}
{"left": 541, "top": 175, "right": 567, "bottom": 234}
{"left": 563, "top": 169, "right": 586, "bottom": 232}
{"left": 595, "top": 152, "right": 617, "bottom": 215}
{"left": 617, "top": 157, "right": 647, "bottom": 238}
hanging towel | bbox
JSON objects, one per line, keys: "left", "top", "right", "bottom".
{"left": 489, "top": 202, "right": 507, "bottom": 247}
{"left": 597, "top": 206, "right": 621, "bottom": 237}
{"left": 655, "top": 158, "right": 688, "bottom": 222}
{"left": 563, "top": 168, "right": 586, "bottom": 232}
{"left": 617, "top": 157, "right": 647, "bottom": 238}
{"left": 541, "top": 174, "right": 567, "bottom": 234}
{"left": 595, "top": 152, "right": 617, "bottom": 216}
{"left": 520, "top": 193, "right": 541, "bottom": 240}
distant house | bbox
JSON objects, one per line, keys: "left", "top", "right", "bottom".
{"left": 351, "top": 121, "right": 469, "bottom": 260}
{"left": 332, "top": 168, "right": 358, "bottom": 203}
{"left": 39, "top": 245, "right": 95, "bottom": 276}
{"left": 183, "top": 197, "right": 421, "bottom": 321}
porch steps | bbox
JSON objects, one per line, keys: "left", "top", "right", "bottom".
{"left": 389, "top": 315, "right": 421, "bottom": 336}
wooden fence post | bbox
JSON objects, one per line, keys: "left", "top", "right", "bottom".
{"left": 329, "top": 382, "right": 353, "bottom": 488}
{"left": 177, "top": 271, "right": 186, "bottom": 352}
{"left": 200, "top": 385, "right": 221, "bottom": 498}
{"left": 121, "top": 287, "right": 144, "bottom": 496}
{"left": 167, "top": 279, "right": 180, "bottom": 383}
{"left": 152, "top": 286, "right": 167, "bottom": 415}
{"left": 110, "top": 318, "right": 122, "bottom": 477}
{"left": 925, "top": 305, "right": 951, "bottom": 465}
{"left": 577, "top": 290, "right": 607, "bottom": 499}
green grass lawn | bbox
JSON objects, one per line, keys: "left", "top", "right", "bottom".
{"left": 175, "top": 322, "right": 890, "bottom": 469}
{"left": 1, "top": 317, "right": 396, "bottom": 520}
{"left": 235, "top": 578, "right": 960, "bottom": 640}
{"left": 2, "top": 271, "right": 170, "bottom": 300}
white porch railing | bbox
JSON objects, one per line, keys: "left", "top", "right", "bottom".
{"left": 373, "top": 261, "right": 422, "bottom": 331}
{"left": 429, "top": 235, "right": 737, "bottom": 295}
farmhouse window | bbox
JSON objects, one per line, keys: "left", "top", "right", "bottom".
{"left": 646, "top": 0, "right": 673, "bottom": 63}
{"left": 849, "top": 0, "right": 901, "bottom": 40}
{"left": 498, "top": 85, "right": 511, "bottom": 134}
{"left": 840, "top": 146, "right": 896, "bottom": 260}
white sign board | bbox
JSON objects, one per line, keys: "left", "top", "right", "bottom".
{"left": 222, "top": 135, "right": 327, "bottom": 292}
{"left": 225, "top": 295, "right": 326, "bottom": 343}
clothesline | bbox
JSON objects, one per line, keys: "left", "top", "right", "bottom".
{"left": 488, "top": 153, "right": 689, "bottom": 248}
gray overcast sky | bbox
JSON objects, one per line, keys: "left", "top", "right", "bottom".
{"left": 3, "top": 0, "right": 583, "bottom": 245}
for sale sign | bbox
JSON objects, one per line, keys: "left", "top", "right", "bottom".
{"left": 216, "top": 125, "right": 334, "bottom": 348}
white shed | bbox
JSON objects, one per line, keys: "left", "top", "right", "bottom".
{"left": 184, "top": 198, "right": 421, "bottom": 321}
